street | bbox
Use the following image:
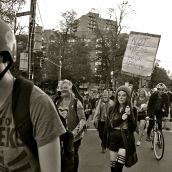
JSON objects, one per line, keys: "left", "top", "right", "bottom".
{"left": 79, "top": 125, "right": 172, "bottom": 172}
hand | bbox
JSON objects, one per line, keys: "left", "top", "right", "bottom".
{"left": 122, "top": 113, "right": 128, "bottom": 120}
{"left": 137, "top": 108, "right": 142, "bottom": 112}
{"left": 145, "top": 116, "right": 150, "bottom": 121}
{"left": 85, "top": 109, "right": 90, "bottom": 113}
{"left": 60, "top": 111, "right": 68, "bottom": 119}
{"left": 72, "top": 129, "right": 79, "bottom": 137}
{"left": 125, "top": 106, "right": 130, "bottom": 115}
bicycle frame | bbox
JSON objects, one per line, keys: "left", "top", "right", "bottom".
{"left": 149, "top": 116, "right": 165, "bottom": 160}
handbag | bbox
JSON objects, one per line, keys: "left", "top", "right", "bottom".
{"left": 121, "top": 128, "right": 138, "bottom": 167}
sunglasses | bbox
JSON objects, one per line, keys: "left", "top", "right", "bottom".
{"left": 157, "top": 88, "right": 164, "bottom": 91}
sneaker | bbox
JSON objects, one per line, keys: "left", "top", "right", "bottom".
{"left": 146, "top": 136, "right": 151, "bottom": 142}
{"left": 136, "top": 141, "right": 141, "bottom": 146}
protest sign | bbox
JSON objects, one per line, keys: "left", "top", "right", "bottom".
{"left": 121, "top": 31, "right": 161, "bottom": 78}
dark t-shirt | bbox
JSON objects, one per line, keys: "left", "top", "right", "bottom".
{"left": 155, "top": 94, "right": 164, "bottom": 111}
{"left": 167, "top": 92, "right": 172, "bottom": 103}
{"left": 0, "top": 86, "right": 66, "bottom": 172}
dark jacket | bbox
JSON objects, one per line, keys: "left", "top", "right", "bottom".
{"left": 103, "top": 108, "right": 137, "bottom": 167}
{"left": 147, "top": 92, "right": 169, "bottom": 117}
{"left": 103, "top": 106, "right": 137, "bottom": 167}
{"left": 103, "top": 106, "right": 137, "bottom": 145}
{"left": 103, "top": 85, "right": 138, "bottom": 167}
{"left": 167, "top": 91, "right": 172, "bottom": 103}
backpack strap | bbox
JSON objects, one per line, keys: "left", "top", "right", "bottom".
{"left": 12, "top": 76, "right": 38, "bottom": 158}
{"left": 74, "top": 98, "right": 78, "bottom": 113}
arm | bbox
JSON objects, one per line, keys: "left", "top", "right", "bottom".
{"left": 134, "top": 99, "right": 140, "bottom": 111}
{"left": 147, "top": 93, "right": 156, "bottom": 117}
{"left": 72, "top": 100, "right": 86, "bottom": 135}
{"left": 128, "top": 107, "right": 137, "bottom": 132}
{"left": 30, "top": 87, "right": 66, "bottom": 171}
{"left": 93, "top": 99, "right": 101, "bottom": 121}
{"left": 164, "top": 94, "right": 169, "bottom": 117}
{"left": 38, "top": 137, "right": 61, "bottom": 172}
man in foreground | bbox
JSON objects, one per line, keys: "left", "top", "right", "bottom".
{"left": 0, "top": 18, "right": 65, "bottom": 172}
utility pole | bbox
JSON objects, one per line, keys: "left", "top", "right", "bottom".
{"left": 28, "top": 0, "right": 37, "bottom": 80}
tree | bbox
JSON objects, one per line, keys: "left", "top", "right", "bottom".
{"left": 95, "top": 32, "right": 129, "bottom": 86}
{"left": 1, "top": 0, "right": 28, "bottom": 77}
{"left": 57, "top": 10, "right": 93, "bottom": 84}
{"left": 94, "top": 1, "right": 134, "bottom": 87}
{"left": 58, "top": 10, "right": 77, "bottom": 61}
{"left": 149, "top": 66, "right": 171, "bottom": 88}
{"left": 62, "top": 38, "right": 92, "bottom": 85}
{"left": 0, "top": 0, "right": 26, "bottom": 24}
{"left": 43, "top": 36, "right": 61, "bottom": 81}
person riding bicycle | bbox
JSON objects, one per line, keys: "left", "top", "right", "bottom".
{"left": 146, "top": 83, "right": 169, "bottom": 141}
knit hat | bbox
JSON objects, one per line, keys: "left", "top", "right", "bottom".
{"left": 115, "top": 85, "right": 132, "bottom": 98}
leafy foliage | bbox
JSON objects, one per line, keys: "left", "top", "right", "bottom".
{"left": 61, "top": 38, "right": 92, "bottom": 85}
{"left": 93, "top": 1, "right": 133, "bottom": 87}
{"left": 0, "top": 0, "right": 26, "bottom": 23}
{"left": 149, "top": 66, "right": 171, "bottom": 88}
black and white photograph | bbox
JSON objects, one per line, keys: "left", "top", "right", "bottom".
{"left": 0, "top": 0, "right": 172, "bottom": 171}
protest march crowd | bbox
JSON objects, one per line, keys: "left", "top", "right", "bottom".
{"left": 1, "top": 18, "right": 172, "bottom": 172}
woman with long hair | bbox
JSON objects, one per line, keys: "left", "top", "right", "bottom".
{"left": 134, "top": 89, "right": 148, "bottom": 146}
{"left": 54, "top": 79, "right": 86, "bottom": 172}
{"left": 103, "top": 86, "right": 138, "bottom": 172}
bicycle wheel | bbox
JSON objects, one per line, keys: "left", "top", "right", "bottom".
{"left": 153, "top": 130, "right": 165, "bottom": 160}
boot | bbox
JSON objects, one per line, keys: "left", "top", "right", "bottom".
{"left": 112, "top": 162, "right": 123, "bottom": 172}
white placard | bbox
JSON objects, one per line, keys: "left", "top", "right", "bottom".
{"left": 122, "top": 31, "right": 161, "bottom": 77}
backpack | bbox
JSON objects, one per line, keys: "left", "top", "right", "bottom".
{"left": 12, "top": 77, "right": 74, "bottom": 172}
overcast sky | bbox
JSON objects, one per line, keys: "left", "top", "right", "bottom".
{"left": 20, "top": 0, "right": 172, "bottom": 72}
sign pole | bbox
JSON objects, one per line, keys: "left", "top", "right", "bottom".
{"left": 28, "top": 0, "right": 37, "bottom": 80}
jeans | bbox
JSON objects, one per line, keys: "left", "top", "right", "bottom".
{"left": 147, "top": 112, "right": 163, "bottom": 136}
{"left": 74, "top": 139, "right": 82, "bottom": 172}
{"left": 98, "top": 121, "right": 105, "bottom": 147}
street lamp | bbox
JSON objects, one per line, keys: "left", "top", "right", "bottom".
{"left": 59, "top": 58, "right": 62, "bottom": 81}
{"left": 110, "top": 71, "right": 114, "bottom": 89}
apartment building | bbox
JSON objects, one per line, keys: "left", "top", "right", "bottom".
{"left": 72, "top": 12, "right": 116, "bottom": 39}
{"left": 71, "top": 12, "right": 116, "bottom": 73}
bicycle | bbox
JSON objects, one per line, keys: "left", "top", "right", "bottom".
{"left": 146, "top": 116, "right": 165, "bottom": 160}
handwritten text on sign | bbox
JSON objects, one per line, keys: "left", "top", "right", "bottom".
{"left": 122, "top": 32, "right": 161, "bottom": 77}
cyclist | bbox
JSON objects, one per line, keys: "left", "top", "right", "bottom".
{"left": 146, "top": 83, "right": 169, "bottom": 141}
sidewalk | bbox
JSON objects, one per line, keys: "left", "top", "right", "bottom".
{"left": 162, "top": 120, "right": 172, "bottom": 131}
